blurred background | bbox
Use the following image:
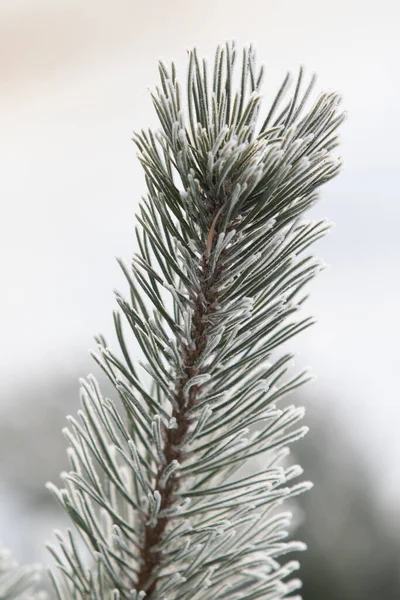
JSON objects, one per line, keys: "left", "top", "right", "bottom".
{"left": 1, "top": 0, "right": 399, "bottom": 597}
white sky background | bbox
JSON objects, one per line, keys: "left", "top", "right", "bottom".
{"left": 1, "top": 0, "right": 400, "bottom": 515}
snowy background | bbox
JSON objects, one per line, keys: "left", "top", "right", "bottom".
{"left": 1, "top": 1, "right": 399, "bottom": 596}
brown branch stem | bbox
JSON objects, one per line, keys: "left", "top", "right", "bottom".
{"left": 136, "top": 212, "right": 223, "bottom": 596}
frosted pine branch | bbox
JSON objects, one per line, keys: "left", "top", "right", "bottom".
{"left": 0, "top": 547, "right": 43, "bottom": 600}
{"left": 46, "top": 42, "right": 344, "bottom": 599}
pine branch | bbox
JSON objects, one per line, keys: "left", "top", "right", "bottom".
{"left": 0, "top": 547, "right": 43, "bottom": 600}
{"left": 46, "top": 42, "right": 344, "bottom": 600}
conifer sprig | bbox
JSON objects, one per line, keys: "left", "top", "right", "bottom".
{"left": 0, "top": 547, "right": 42, "bottom": 600}
{"left": 46, "top": 42, "right": 343, "bottom": 600}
